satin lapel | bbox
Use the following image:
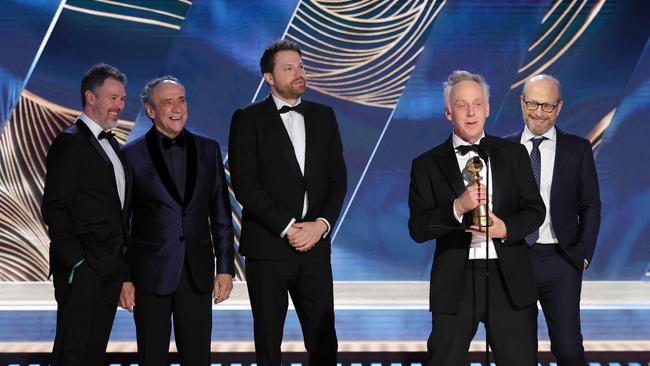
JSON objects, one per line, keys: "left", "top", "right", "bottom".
{"left": 121, "top": 150, "right": 133, "bottom": 214}
{"left": 183, "top": 130, "right": 198, "bottom": 208}
{"left": 75, "top": 120, "right": 111, "bottom": 165}
{"left": 264, "top": 97, "right": 303, "bottom": 179}
{"left": 487, "top": 136, "right": 504, "bottom": 213}
{"left": 303, "top": 101, "right": 316, "bottom": 180}
{"left": 145, "top": 128, "right": 183, "bottom": 205}
{"left": 434, "top": 136, "right": 465, "bottom": 197}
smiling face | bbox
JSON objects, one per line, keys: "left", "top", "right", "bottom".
{"left": 84, "top": 77, "right": 126, "bottom": 130}
{"left": 521, "top": 77, "right": 563, "bottom": 136}
{"left": 263, "top": 50, "right": 306, "bottom": 104}
{"left": 445, "top": 80, "right": 489, "bottom": 144}
{"left": 145, "top": 80, "right": 188, "bottom": 138}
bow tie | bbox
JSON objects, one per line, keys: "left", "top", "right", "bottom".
{"left": 455, "top": 144, "right": 480, "bottom": 156}
{"left": 98, "top": 130, "right": 116, "bottom": 140}
{"left": 278, "top": 103, "right": 304, "bottom": 115}
{"left": 162, "top": 134, "right": 186, "bottom": 149}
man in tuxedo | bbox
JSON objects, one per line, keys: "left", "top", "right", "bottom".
{"left": 119, "top": 76, "right": 235, "bottom": 366}
{"left": 508, "top": 74, "right": 600, "bottom": 366}
{"left": 408, "top": 70, "right": 545, "bottom": 366}
{"left": 41, "top": 63, "right": 131, "bottom": 366}
{"left": 228, "top": 40, "right": 347, "bottom": 366}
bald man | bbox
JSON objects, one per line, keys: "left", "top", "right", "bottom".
{"left": 508, "top": 75, "right": 601, "bottom": 366}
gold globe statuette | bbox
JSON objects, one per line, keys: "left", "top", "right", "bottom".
{"left": 465, "top": 156, "right": 493, "bottom": 227}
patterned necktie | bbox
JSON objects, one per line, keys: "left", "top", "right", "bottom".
{"left": 525, "top": 137, "right": 547, "bottom": 246}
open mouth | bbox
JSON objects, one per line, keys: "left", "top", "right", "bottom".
{"left": 169, "top": 116, "right": 183, "bottom": 121}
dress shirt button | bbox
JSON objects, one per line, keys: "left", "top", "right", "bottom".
{"left": 179, "top": 236, "right": 185, "bottom": 242}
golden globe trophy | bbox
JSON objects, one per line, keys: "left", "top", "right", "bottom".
{"left": 465, "top": 156, "right": 493, "bottom": 227}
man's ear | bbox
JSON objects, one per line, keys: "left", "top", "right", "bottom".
{"left": 84, "top": 90, "right": 95, "bottom": 107}
{"left": 263, "top": 72, "right": 274, "bottom": 86}
{"left": 444, "top": 106, "right": 452, "bottom": 122}
{"left": 144, "top": 103, "right": 155, "bottom": 119}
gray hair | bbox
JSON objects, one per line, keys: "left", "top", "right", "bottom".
{"left": 443, "top": 70, "right": 490, "bottom": 107}
{"left": 140, "top": 75, "right": 185, "bottom": 107}
{"left": 522, "top": 74, "right": 562, "bottom": 100}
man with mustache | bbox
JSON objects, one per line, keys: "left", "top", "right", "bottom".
{"left": 119, "top": 76, "right": 235, "bottom": 366}
{"left": 408, "top": 70, "right": 545, "bottom": 365}
{"left": 508, "top": 74, "right": 600, "bottom": 366}
{"left": 42, "top": 63, "right": 131, "bottom": 366}
{"left": 228, "top": 40, "right": 347, "bottom": 366}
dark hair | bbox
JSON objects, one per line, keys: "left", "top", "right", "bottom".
{"left": 80, "top": 63, "right": 126, "bottom": 107}
{"left": 259, "top": 39, "right": 302, "bottom": 75}
{"left": 140, "top": 75, "right": 184, "bottom": 108}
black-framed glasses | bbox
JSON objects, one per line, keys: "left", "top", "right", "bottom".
{"left": 523, "top": 99, "right": 562, "bottom": 113}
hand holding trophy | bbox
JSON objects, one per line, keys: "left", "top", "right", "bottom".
{"left": 465, "top": 156, "right": 493, "bottom": 227}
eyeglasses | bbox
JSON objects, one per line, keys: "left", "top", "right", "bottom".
{"left": 523, "top": 99, "right": 562, "bottom": 113}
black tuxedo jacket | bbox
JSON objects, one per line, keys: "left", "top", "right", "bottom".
{"left": 124, "top": 127, "right": 235, "bottom": 295}
{"left": 507, "top": 128, "right": 601, "bottom": 269}
{"left": 42, "top": 119, "right": 132, "bottom": 278}
{"left": 408, "top": 135, "right": 545, "bottom": 313}
{"left": 228, "top": 96, "right": 347, "bottom": 260}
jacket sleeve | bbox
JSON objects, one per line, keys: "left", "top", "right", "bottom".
{"left": 209, "top": 145, "right": 236, "bottom": 276}
{"left": 228, "top": 108, "right": 296, "bottom": 237}
{"left": 41, "top": 133, "right": 85, "bottom": 268}
{"left": 408, "top": 157, "right": 463, "bottom": 243}
{"left": 314, "top": 107, "right": 347, "bottom": 233}
{"left": 576, "top": 140, "right": 601, "bottom": 264}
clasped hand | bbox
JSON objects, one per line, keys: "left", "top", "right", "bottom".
{"left": 286, "top": 220, "right": 327, "bottom": 252}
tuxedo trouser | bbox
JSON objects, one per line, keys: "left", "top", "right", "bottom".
{"left": 246, "top": 252, "right": 338, "bottom": 366}
{"left": 426, "top": 259, "right": 537, "bottom": 366}
{"left": 530, "top": 244, "right": 586, "bottom": 366}
{"left": 51, "top": 262, "right": 122, "bottom": 366}
{"left": 134, "top": 263, "right": 212, "bottom": 366}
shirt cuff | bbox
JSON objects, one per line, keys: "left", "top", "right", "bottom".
{"left": 452, "top": 200, "right": 463, "bottom": 223}
{"left": 317, "top": 217, "right": 331, "bottom": 238}
{"left": 281, "top": 218, "right": 297, "bottom": 238}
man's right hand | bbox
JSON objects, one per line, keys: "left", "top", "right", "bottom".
{"left": 455, "top": 184, "right": 487, "bottom": 215}
{"left": 119, "top": 282, "right": 135, "bottom": 313}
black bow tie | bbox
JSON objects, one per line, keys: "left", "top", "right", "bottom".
{"left": 98, "top": 130, "right": 116, "bottom": 140}
{"left": 278, "top": 103, "right": 304, "bottom": 115}
{"left": 456, "top": 144, "right": 480, "bottom": 156}
{"left": 162, "top": 134, "right": 186, "bottom": 149}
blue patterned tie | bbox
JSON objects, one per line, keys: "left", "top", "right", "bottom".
{"left": 525, "top": 137, "right": 546, "bottom": 246}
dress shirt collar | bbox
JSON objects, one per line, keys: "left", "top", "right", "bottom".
{"left": 271, "top": 94, "right": 302, "bottom": 110}
{"left": 522, "top": 124, "right": 556, "bottom": 143}
{"left": 78, "top": 112, "right": 108, "bottom": 139}
{"left": 154, "top": 127, "right": 186, "bottom": 148}
{"left": 452, "top": 132, "right": 485, "bottom": 150}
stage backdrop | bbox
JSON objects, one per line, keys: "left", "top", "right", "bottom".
{"left": 1, "top": 0, "right": 649, "bottom": 281}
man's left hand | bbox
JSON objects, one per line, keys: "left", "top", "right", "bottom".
{"left": 466, "top": 211, "right": 507, "bottom": 239}
{"left": 287, "top": 220, "right": 327, "bottom": 252}
{"left": 213, "top": 274, "right": 233, "bottom": 304}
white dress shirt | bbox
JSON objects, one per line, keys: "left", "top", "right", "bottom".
{"left": 79, "top": 113, "right": 126, "bottom": 208}
{"left": 451, "top": 133, "right": 498, "bottom": 260}
{"left": 521, "top": 125, "right": 558, "bottom": 244}
{"left": 272, "top": 95, "right": 331, "bottom": 238}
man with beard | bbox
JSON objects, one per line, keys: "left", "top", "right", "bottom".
{"left": 119, "top": 76, "right": 234, "bottom": 366}
{"left": 42, "top": 63, "right": 131, "bottom": 366}
{"left": 508, "top": 74, "right": 600, "bottom": 366}
{"left": 228, "top": 40, "right": 347, "bottom": 366}
{"left": 408, "top": 70, "right": 545, "bottom": 365}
